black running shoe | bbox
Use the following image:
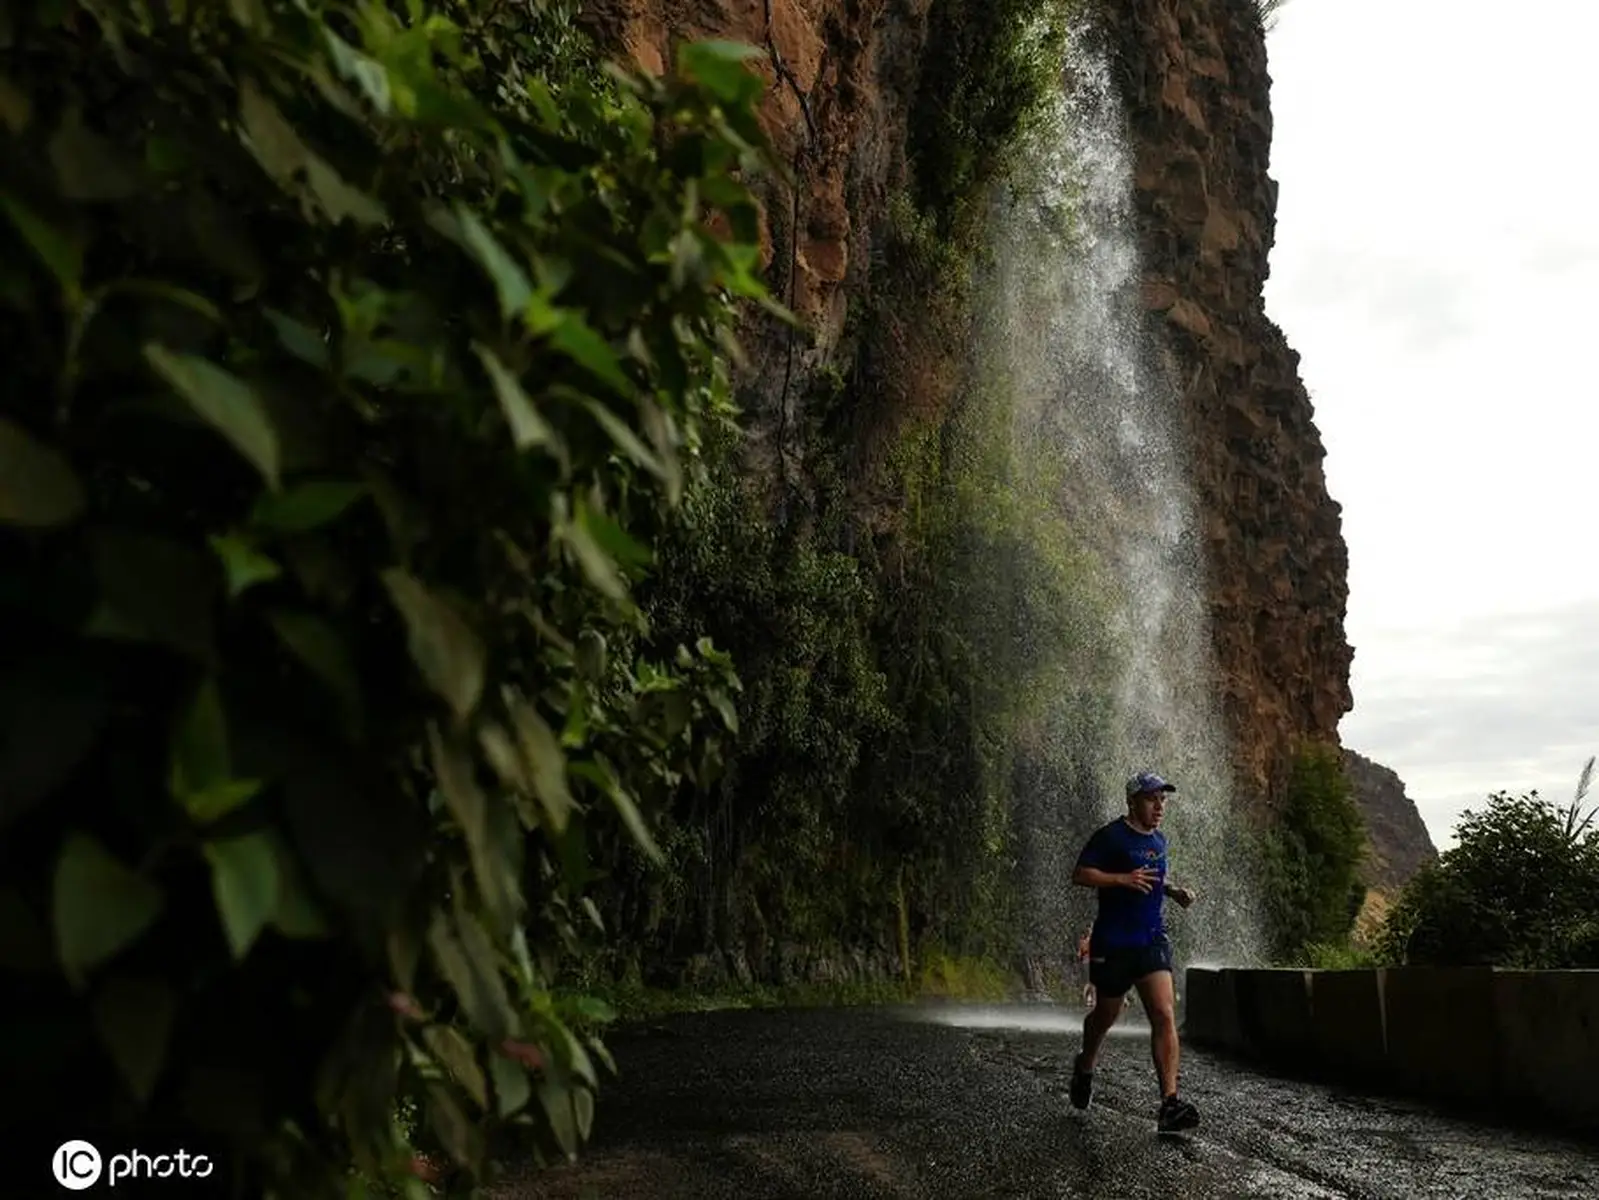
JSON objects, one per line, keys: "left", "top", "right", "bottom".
{"left": 1069, "top": 1053, "right": 1094, "bottom": 1110}
{"left": 1157, "top": 1093, "right": 1200, "bottom": 1133}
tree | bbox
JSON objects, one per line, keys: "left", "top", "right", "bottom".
{"left": 1379, "top": 758, "right": 1599, "bottom": 968}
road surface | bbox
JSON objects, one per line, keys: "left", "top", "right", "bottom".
{"left": 492, "top": 1003, "right": 1599, "bottom": 1198}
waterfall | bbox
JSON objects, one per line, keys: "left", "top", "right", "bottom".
{"left": 969, "top": 24, "right": 1265, "bottom": 982}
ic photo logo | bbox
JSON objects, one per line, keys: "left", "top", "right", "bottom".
{"left": 52, "top": 1142, "right": 102, "bottom": 1190}
{"left": 52, "top": 1140, "right": 215, "bottom": 1190}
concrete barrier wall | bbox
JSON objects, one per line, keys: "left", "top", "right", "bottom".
{"left": 1182, "top": 965, "right": 1599, "bottom": 1137}
{"left": 1494, "top": 970, "right": 1599, "bottom": 1131}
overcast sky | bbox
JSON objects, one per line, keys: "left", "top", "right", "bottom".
{"left": 1261, "top": 0, "right": 1599, "bottom": 849}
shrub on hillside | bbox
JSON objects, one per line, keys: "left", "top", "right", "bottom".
{"left": 1261, "top": 743, "right": 1368, "bottom": 962}
{"left": 0, "top": 2, "right": 777, "bottom": 1192}
{"left": 1378, "top": 758, "right": 1599, "bottom": 968}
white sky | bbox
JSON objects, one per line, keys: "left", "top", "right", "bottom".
{"left": 1261, "top": 0, "right": 1599, "bottom": 849}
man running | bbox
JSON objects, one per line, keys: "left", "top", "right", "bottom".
{"left": 1068, "top": 771, "right": 1200, "bottom": 1133}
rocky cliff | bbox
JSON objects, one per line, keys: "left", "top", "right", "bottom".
{"left": 582, "top": 0, "right": 1352, "bottom": 815}
{"left": 579, "top": 0, "right": 930, "bottom": 495}
{"left": 1094, "top": 0, "right": 1354, "bottom": 808}
{"left": 1342, "top": 748, "right": 1438, "bottom": 893}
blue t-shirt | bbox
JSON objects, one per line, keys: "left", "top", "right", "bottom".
{"left": 1075, "top": 818, "right": 1167, "bottom": 949}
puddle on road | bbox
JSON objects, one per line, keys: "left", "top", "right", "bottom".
{"left": 902, "top": 1004, "right": 1151, "bottom": 1037}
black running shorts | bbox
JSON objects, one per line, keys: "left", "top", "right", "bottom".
{"left": 1088, "top": 935, "right": 1174, "bottom": 998}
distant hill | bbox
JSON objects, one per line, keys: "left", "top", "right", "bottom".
{"left": 1342, "top": 748, "right": 1438, "bottom": 893}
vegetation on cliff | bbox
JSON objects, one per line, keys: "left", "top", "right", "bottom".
{"left": 579, "top": 0, "right": 1095, "bottom": 991}
{"left": 0, "top": 1, "right": 781, "bottom": 1192}
{"left": 1259, "top": 744, "right": 1369, "bottom": 964}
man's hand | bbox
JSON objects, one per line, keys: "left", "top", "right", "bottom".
{"left": 1121, "top": 866, "right": 1159, "bottom": 893}
{"left": 1166, "top": 884, "right": 1197, "bottom": 909}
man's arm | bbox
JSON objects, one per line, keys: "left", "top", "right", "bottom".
{"left": 1162, "top": 880, "right": 1197, "bottom": 907}
{"left": 1073, "top": 864, "right": 1156, "bottom": 891}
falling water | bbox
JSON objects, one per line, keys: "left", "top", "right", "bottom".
{"left": 969, "top": 25, "right": 1265, "bottom": 981}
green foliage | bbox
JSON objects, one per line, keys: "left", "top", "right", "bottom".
{"left": 917, "top": 951, "right": 1017, "bottom": 1000}
{"left": 1301, "top": 940, "right": 1380, "bottom": 970}
{"left": 911, "top": 0, "right": 1078, "bottom": 237}
{"left": 616, "top": 421, "right": 897, "bottom": 961}
{"left": 1, "top": 1, "right": 780, "bottom": 1193}
{"left": 1262, "top": 744, "right": 1368, "bottom": 962}
{"left": 1378, "top": 758, "right": 1599, "bottom": 968}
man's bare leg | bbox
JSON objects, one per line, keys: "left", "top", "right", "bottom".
{"left": 1077, "top": 992, "right": 1124, "bottom": 1072}
{"left": 1133, "top": 970, "right": 1179, "bottom": 1097}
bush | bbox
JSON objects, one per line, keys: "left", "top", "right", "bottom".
{"left": 0, "top": 3, "right": 778, "bottom": 1192}
{"left": 1378, "top": 759, "right": 1599, "bottom": 968}
{"left": 910, "top": 0, "right": 1077, "bottom": 238}
{"left": 1261, "top": 744, "right": 1368, "bottom": 962}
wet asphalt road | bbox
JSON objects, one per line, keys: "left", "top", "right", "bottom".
{"left": 493, "top": 1004, "right": 1599, "bottom": 1199}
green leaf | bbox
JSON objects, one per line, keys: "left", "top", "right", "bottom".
{"left": 472, "top": 343, "right": 560, "bottom": 456}
{"left": 268, "top": 611, "right": 364, "bottom": 737}
{"left": 145, "top": 135, "right": 188, "bottom": 177}
{"left": 708, "top": 687, "right": 739, "bottom": 734}
{"left": 490, "top": 1053, "right": 532, "bottom": 1117}
{"left": 169, "top": 677, "right": 234, "bottom": 811}
{"left": 607, "top": 781, "right": 663, "bottom": 864}
{"left": 427, "top": 1083, "right": 482, "bottom": 1171}
{"left": 0, "top": 193, "right": 81, "bottom": 292}
{"left": 428, "top": 912, "right": 516, "bottom": 1040}
{"left": 547, "top": 311, "right": 633, "bottom": 398}
{"left": 382, "top": 570, "right": 485, "bottom": 721}
{"left": 509, "top": 698, "right": 575, "bottom": 835}
{"left": 422, "top": 1025, "right": 487, "bottom": 1110}
{"left": 430, "top": 725, "right": 515, "bottom": 932}
{"left": 183, "top": 780, "right": 262, "bottom": 825}
{"left": 574, "top": 1085, "right": 595, "bottom": 1141}
{"left": 144, "top": 344, "right": 281, "bottom": 489}
{"left": 0, "top": 416, "right": 85, "bottom": 526}
{"left": 678, "top": 40, "right": 767, "bottom": 107}
{"left": 269, "top": 836, "right": 328, "bottom": 939}
{"left": 537, "top": 1079, "right": 580, "bottom": 1160}
{"left": 577, "top": 501, "right": 652, "bottom": 570}
{"left": 572, "top": 758, "right": 663, "bottom": 865}
{"left": 208, "top": 535, "right": 282, "bottom": 598}
{"left": 264, "top": 309, "right": 331, "bottom": 369}
{"left": 558, "top": 511, "right": 625, "bottom": 602}
{"left": 205, "top": 832, "right": 281, "bottom": 959}
{"left": 49, "top": 106, "right": 139, "bottom": 201}
{"left": 324, "top": 31, "right": 392, "bottom": 114}
{"left": 578, "top": 394, "right": 666, "bottom": 481}
{"left": 588, "top": 1034, "right": 617, "bottom": 1076}
{"left": 85, "top": 530, "right": 217, "bottom": 659}
{"left": 251, "top": 481, "right": 367, "bottom": 533}
{"left": 92, "top": 977, "right": 176, "bottom": 1103}
{"left": 0, "top": 73, "right": 32, "bottom": 134}
{"left": 552, "top": 1022, "right": 598, "bottom": 1088}
{"left": 478, "top": 721, "right": 527, "bottom": 792}
{"left": 53, "top": 834, "right": 165, "bottom": 986}
{"left": 575, "top": 630, "right": 608, "bottom": 682}
{"left": 452, "top": 206, "right": 531, "bottom": 318}
{"left": 238, "top": 79, "right": 386, "bottom": 227}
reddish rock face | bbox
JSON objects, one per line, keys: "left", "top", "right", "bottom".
{"left": 1096, "top": 0, "right": 1354, "bottom": 809}
{"left": 580, "top": 0, "right": 925, "bottom": 350}
{"left": 582, "top": 0, "right": 1353, "bottom": 814}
